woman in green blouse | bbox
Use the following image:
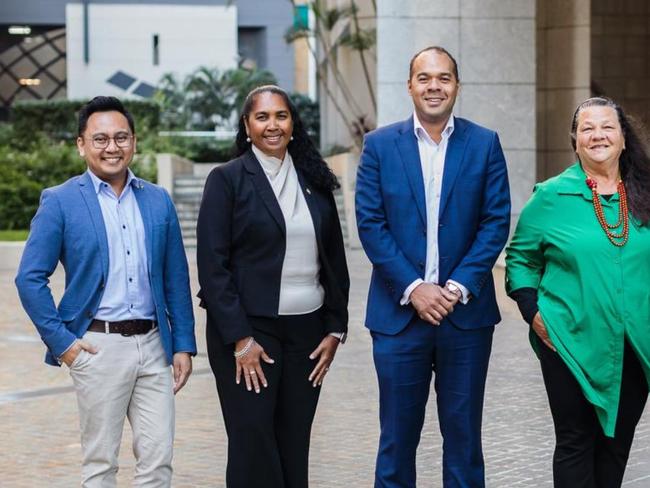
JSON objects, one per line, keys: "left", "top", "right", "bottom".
{"left": 506, "top": 97, "right": 650, "bottom": 488}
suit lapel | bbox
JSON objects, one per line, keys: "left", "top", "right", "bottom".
{"left": 296, "top": 170, "right": 322, "bottom": 239}
{"left": 243, "top": 150, "right": 286, "bottom": 234}
{"left": 133, "top": 179, "right": 154, "bottom": 272}
{"left": 78, "top": 172, "right": 109, "bottom": 279}
{"left": 396, "top": 119, "right": 427, "bottom": 227}
{"left": 439, "top": 118, "right": 468, "bottom": 217}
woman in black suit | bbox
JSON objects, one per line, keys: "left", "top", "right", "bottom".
{"left": 196, "top": 85, "right": 349, "bottom": 488}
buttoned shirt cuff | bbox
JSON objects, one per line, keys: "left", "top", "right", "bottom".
{"left": 446, "top": 279, "right": 471, "bottom": 304}
{"left": 329, "top": 332, "right": 345, "bottom": 343}
{"left": 401, "top": 279, "right": 424, "bottom": 306}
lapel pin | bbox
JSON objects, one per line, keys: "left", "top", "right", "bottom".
{"left": 306, "top": 188, "right": 311, "bottom": 195}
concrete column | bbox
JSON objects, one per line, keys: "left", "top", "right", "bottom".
{"left": 591, "top": 0, "right": 650, "bottom": 124}
{"left": 536, "top": 0, "right": 591, "bottom": 180}
{"left": 376, "top": 0, "right": 536, "bottom": 222}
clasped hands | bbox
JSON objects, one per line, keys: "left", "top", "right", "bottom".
{"left": 410, "top": 282, "right": 460, "bottom": 326}
{"left": 234, "top": 335, "right": 339, "bottom": 393}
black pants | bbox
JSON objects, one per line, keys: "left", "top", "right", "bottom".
{"left": 207, "top": 309, "right": 325, "bottom": 488}
{"left": 538, "top": 338, "right": 648, "bottom": 488}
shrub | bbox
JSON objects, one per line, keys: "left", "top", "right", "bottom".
{"left": 155, "top": 136, "right": 235, "bottom": 162}
{"left": 291, "top": 92, "right": 320, "bottom": 148}
{"left": 0, "top": 125, "right": 157, "bottom": 230}
{"left": 10, "top": 99, "right": 160, "bottom": 142}
{"left": 0, "top": 139, "right": 83, "bottom": 229}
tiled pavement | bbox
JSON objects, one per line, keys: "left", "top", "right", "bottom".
{"left": 1, "top": 249, "right": 649, "bottom": 487}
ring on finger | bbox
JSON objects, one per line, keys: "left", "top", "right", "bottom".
{"left": 249, "top": 370, "right": 256, "bottom": 375}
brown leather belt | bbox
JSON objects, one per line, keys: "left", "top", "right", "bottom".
{"left": 88, "top": 319, "right": 157, "bottom": 336}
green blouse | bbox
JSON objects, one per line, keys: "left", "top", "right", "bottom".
{"left": 505, "top": 162, "right": 650, "bottom": 436}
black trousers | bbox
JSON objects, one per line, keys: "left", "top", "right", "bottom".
{"left": 538, "top": 338, "right": 648, "bottom": 488}
{"left": 207, "top": 309, "right": 325, "bottom": 488}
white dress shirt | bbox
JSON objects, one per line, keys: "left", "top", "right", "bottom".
{"left": 401, "top": 113, "right": 470, "bottom": 305}
{"left": 252, "top": 145, "right": 325, "bottom": 315}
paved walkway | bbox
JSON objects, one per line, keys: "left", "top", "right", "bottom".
{"left": 1, "top": 249, "right": 649, "bottom": 486}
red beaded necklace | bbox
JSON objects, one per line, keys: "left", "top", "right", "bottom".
{"left": 585, "top": 177, "right": 629, "bottom": 247}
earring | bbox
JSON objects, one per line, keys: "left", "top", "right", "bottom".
{"left": 290, "top": 136, "right": 294, "bottom": 141}
{"left": 246, "top": 137, "right": 251, "bottom": 143}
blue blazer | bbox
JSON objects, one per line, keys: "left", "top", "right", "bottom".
{"left": 15, "top": 172, "right": 196, "bottom": 366}
{"left": 355, "top": 116, "right": 511, "bottom": 334}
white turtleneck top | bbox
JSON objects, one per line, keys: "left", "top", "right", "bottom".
{"left": 252, "top": 145, "right": 325, "bottom": 315}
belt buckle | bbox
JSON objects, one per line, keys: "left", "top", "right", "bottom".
{"left": 120, "top": 320, "right": 135, "bottom": 337}
{"left": 104, "top": 321, "right": 110, "bottom": 334}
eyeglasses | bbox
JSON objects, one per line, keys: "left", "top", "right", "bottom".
{"left": 85, "top": 133, "right": 133, "bottom": 149}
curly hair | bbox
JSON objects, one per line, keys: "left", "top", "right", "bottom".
{"left": 570, "top": 96, "right": 650, "bottom": 225}
{"left": 234, "top": 85, "right": 339, "bottom": 192}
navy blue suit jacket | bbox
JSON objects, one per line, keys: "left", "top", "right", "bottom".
{"left": 15, "top": 172, "right": 197, "bottom": 366}
{"left": 355, "top": 116, "right": 511, "bottom": 334}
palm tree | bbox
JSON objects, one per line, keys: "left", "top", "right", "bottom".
{"left": 155, "top": 66, "right": 278, "bottom": 131}
{"left": 286, "top": 0, "right": 376, "bottom": 150}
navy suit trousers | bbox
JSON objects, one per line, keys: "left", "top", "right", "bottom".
{"left": 372, "top": 316, "right": 494, "bottom": 488}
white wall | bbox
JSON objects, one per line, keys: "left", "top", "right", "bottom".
{"left": 66, "top": 3, "right": 237, "bottom": 99}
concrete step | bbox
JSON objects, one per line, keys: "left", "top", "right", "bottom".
{"left": 171, "top": 165, "right": 351, "bottom": 248}
{"left": 174, "top": 201, "right": 200, "bottom": 212}
{"left": 173, "top": 192, "right": 203, "bottom": 203}
{"left": 180, "top": 219, "right": 198, "bottom": 231}
{"left": 174, "top": 185, "right": 205, "bottom": 195}
{"left": 175, "top": 176, "right": 207, "bottom": 187}
{"left": 333, "top": 189, "right": 349, "bottom": 245}
{"left": 182, "top": 236, "right": 197, "bottom": 248}
{"left": 177, "top": 211, "right": 199, "bottom": 222}
{"left": 193, "top": 162, "right": 221, "bottom": 177}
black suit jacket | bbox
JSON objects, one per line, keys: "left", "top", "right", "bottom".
{"left": 196, "top": 149, "right": 350, "bottom": 345}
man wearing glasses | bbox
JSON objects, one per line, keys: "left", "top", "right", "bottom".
{"left": 15, "top": 96, "right": 196, "bottom": 487}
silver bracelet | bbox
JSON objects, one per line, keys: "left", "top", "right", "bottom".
{"left": 233, "top": 337, "right": 255, "bottom": 358}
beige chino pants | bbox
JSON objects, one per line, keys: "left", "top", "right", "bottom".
{"left": 68, "top": 327, "right": 174, "bottom": 488}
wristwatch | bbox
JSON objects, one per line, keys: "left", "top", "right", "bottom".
{"left": 446, "top": 282, "right": 462, "bottom": 299}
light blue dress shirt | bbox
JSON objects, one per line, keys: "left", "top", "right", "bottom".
{"left": 88, "top": 169, "right": 156, "bottom": 321}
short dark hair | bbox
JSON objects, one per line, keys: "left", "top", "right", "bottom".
{"left": 77, "top": 96, "right": 135, "bottom": 137}
{"left": 408, "top": 46, "right": 459, "bottom": 81}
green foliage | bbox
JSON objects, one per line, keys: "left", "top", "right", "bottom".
{"left": 0, "top": 66, "right": 294, "bottom": 229}
{"left": 155, "top": 66, "right": 278, "bottom": 131}
{"left": 0, "top": 131, "right": 84, "bottom": 229}
{"left": 291, "top": 92, "right": 320, "bottom": 147}
{"left": 0, "top": 123, "right": 157, "bottom": 230}
{"left": 153, "top": 135, "right": 235, "bottom": 163}
{"left": 11, "top": 99, "right": 160, "bottom": 142}
{"left": 286, "top": 0, "right": 377, "bottom": 149}
{"left": 0, "top": 229, "right": 29, "bottom": 241}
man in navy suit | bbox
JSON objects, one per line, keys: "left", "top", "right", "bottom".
{"left": 355, "top": 46, "right": 511, "bottom": 487}
{"left": 15, "top": 96, "right": 196, "bottom": 487}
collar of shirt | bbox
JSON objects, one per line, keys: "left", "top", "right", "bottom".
{"left": 252, "top": 144, "right": 292, "bottom": 180}
{"left": 87, "top": 168, "right": 140, "bottom": 197}
{"left": 413, "top": 112, "right": 455, "bottom": 146}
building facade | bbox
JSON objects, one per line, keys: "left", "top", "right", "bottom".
{"left": 0, "top": 0, "right": 296, "bottom": 116}
{"left": 319, "top": 0, "right": 650, "bottom": 224}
